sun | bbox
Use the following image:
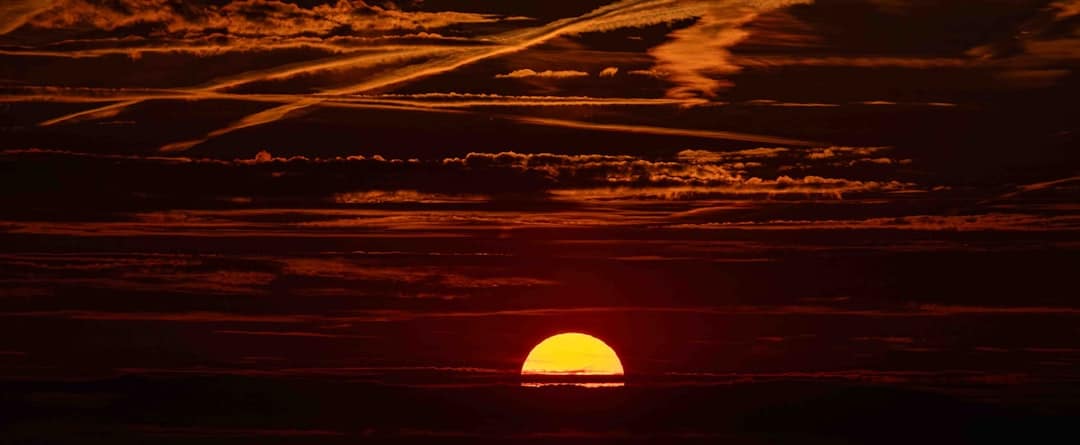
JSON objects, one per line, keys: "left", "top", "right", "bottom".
{"left": 521, "top": 332, "right": 624, "bottom": 376}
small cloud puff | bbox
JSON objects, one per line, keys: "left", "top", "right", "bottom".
{"left": 495, "top": 69, "right": 589, "bottom": 79}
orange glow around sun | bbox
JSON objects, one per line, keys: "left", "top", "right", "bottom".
{"left": 521, "top": 332, "right": 625, "bottom": 376}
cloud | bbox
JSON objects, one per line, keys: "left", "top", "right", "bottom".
{"left": 744, "top": 99, "right": 839, "bottom": 107}
{"left": 0, "top": 0, "right": 56, "bottom": 34}
{"left": 29, "top": 0, "right": 729, "bottom": 145}
{"left": 447, "top": 150, "right": 911, "bottom": 197}
{"left": 853, "top": 336, "right": 915, "bottom": 344}
{"left": 438, "top": 146, "right": 900, "bottom": 192}
{"left": 281, "top": 258, "right": 557, "bottom": 289}
{"left": 961, "top": 1, "right": 1080, "bottom": 87}
{"left": 647, "top": 0, "right": 812, "bottom": 98}
{"left": 10, "top": 304, "right": 1080, "bottom": 326}
{"left": 997, "top": 175, "right": 1080, "bottom": 200}
{"left": 24, "top": 0, "right": 505, "bottom": 36}
{"left": 807, "top": 146, "right": 887, "bottom": 160}
{"left": 1, "top": 146, "right": 915, "bottom": 223}
{"left": 738, "top": 8, "right": 822, "bottom": 48}
{"left": 670, "top": 214, "right": 1080, "bottom": 232}
{"left": 443, "top": 151, "right": 740, "bottom": 186}
{"left": 0, "top": 254, "right": 283, "bottom": 297}
{"left": 677, "top": 148, "right": 788, "bottom": 162}
{"left": 39, "top": 99, "right": 144, "bottom": 126}
{"left": 0, "top": 251, "right": 558, "bottom": 300}
{"left": 0, "top": 33, "right": 480, "bottom": 59}
{"left": 9, "top": 310, "right": 314, "bottom": 323}
{"left": 333, "top": 190, "right": 487, "bottom": 204}
{"left": 23, "top": 91, "right": 809, "bottom": 149}
{"left": 627, "top": 69, "right": 668, "bottom": 78}
{"left": 550, "top": 180, "right": 909, "bottom": 202}
{"left": 994, "top": 68, "right": 1072, "bottom": 87}
{"left": 116, "top": 365, "right": 511, "bottom": 380}
{"left": 1052, "top": 0, "right": 1080, "bottom": 20}
{"left": 507, "top": 115, "right": 819, "bottom": 146}
{"left": 349, "top": 93, "right": 691, "bottom": 108}
{"left": 731, "top": 55, "right": 972, "bottom": 68}
{"left": 495, "top": 69, "right": 589, "bottom": 79}
{"left": 663, "top": 369, "right": 1031, "bottom": 385}
{"left": 2, "top": 85, "right": 694, "bottom": 108}
{"left": 128, "top": 426, "right": 345, "bottom": 438}
{"left": 598, "top": 66, "right": 619, "bottom": 77}
{"left": 214, "top": 330, "right": 369, "bottom": 339}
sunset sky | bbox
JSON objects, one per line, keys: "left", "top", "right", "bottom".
{"left": 1, "top": 0, "right": 1078, "bottom": 442}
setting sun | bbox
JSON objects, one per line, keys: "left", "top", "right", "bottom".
{"left": 521, "top": 333, "right": 624, "bottom": 376}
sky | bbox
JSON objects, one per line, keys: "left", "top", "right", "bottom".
{"left": 1, "top": 0, "right": 1079, "bottom": 442}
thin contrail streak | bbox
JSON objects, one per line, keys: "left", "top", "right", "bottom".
{"left": 17, "top": 87, "right": 821, "bottom": 148}
{"left": 139, "top": 1, "right": 725, "bottom": 151}
{"left": 509, "top": 116, "right": 821, "bottom": 146}
{"left": 32, "top": 0, "right": 823, "bottom": 151}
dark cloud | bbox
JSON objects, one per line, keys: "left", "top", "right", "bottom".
{"left": 0, "top": 145, "right": 918, "bottom": 213}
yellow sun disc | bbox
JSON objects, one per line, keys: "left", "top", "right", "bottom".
{"left": 521, "top": 332, "right": 624, "bottom": 376}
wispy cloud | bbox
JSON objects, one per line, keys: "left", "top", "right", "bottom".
{"left": 8, "top": 304, "right": 1080, "bottom": 330}
{"left": 669, "top": 214, "right": 1080, "bottom": 232}
{"left": 281, "top": 258, "right": 556, "bottom": 289}
{"left": 24, "top": 0, "right": 757, "bottom": 149}
{"left": 214, "top": 330, "right": 370, "bottom": 339}
{"left": 647, "top": 0, "right": 812, "bottom": 98}
{"left": 507, "top": 115, "right": 818, "bottom": 146}
{"left": 732, "top": 55, "right": 973, "bottom": 68}
{"left": 128, "top": 425, "right": 345, "bottom": 438}
{"left": 662, "top": 369, "right": 1033, "bottom": 385}
{"left": 24, "top": 0, "right": 506, "bottom": 36}
{"left": 1052, "top": 0, "right": 1080, "bottom": 19}
{"left": 0, "top": 0, "right": 56, "bottom": 35}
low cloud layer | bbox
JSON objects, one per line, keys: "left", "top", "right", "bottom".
{"left": 495, "top": 69, "right": 590, "bottom": 79}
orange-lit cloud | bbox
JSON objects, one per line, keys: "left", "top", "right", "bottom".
{"left": 677, "top": 147, "right": 788, "bottom": 162}
{"left": 996, "top": 175, "right": 1080, "bottom": 200}
{"left": 807, "top": 146, "right": 888, "bottom": 159}
{"left": 669, "top": 214, "right": 1080, "bottom": 232}
{"left": 647, "top": 0, "right": 812, "bottom": 98}
{"left": 495, "top": 69, "right": 589, "bottom": 79}
{"left": 550, "top": 179, "right": 909, "bottom": 201}
{"left": 26, "top": 0, "right": 505, "bottom": 35}
{"left": 1052, "top": 0, "right": 1080, "bottom": 19}
{"left": 507, "top": 116, "right": 818, "bottom": 146}
{"left": 732, "top": 55, "right": 973, "bottom": 68}
{"left": 333, "top": 190, "right": 487, "bottom": 204}
{"left": 627, "top": 69, "right": 668, "bottom": 78}
{"left": 0, "top": 0, "right": 56, "bottom": 34}
{"left": 744, "top": 99, "right": 839, "bottom": 108}
{"left": 27, "top": 0, "right": 744, "bottom": 146}
{"left": 2, "top": 145, "right": 918, "bottom": 216}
